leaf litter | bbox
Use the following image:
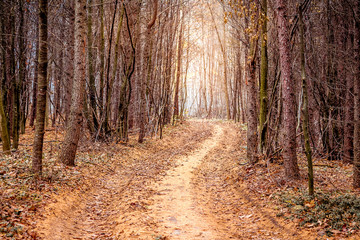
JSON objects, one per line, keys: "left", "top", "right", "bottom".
{"left": 1, "top": 120, "right": 360, "bottom": 239}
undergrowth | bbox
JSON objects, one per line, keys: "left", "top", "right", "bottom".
{"left": 275, "top": 189, "right": 360, "bottom": 236}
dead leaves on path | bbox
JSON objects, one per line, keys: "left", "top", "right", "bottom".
{"left": 191, "top": 122, "right": 357, "bottom": 239}
{"left": 3, "top": 120, "right": 359, "bottom": 239}
{"left": 33, "top": 121, "right": 213, "bottom": 239}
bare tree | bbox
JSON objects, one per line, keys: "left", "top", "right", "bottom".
{"left": 58, "top": 0, "right": 86, "bottom": 166}
{"left": 32, "top": 0, "right": 48, "bottom": 175}
{"left": 276, "top": 0, "right": 300, "bottom": 179}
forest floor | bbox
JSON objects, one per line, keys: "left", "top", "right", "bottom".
{"left": 1, "top": 120, "right": 360, "bottom": 239}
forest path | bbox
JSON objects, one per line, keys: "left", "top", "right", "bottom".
{"left": 35, "top": 120, "right": 310, "bottom": 240}
{"left": 36, "top": 120, "right": 220, "bottom": 239}
{"left": 140, "top": 124, "right": 223, "bottom": 239}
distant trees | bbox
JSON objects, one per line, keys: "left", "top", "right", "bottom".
{"left": 217, "top": 0, "right": 360, "bottom": 182}
{"left": 0, "top": 0, "right": 190, "bottom": 172}
{"left": 0, "top": 0, "right": 31, "bottom": 152}
{"left": 1, "top": 0, "right": 360, "bottom": 186}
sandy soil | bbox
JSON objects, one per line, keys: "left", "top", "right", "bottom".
{"left": 139, "top": 124, "right": 223, "bottom": 239}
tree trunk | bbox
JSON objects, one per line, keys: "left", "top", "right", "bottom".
{"left": 99, "top": 0, "right": 105, "bottom": 117}
{"left": 103, "top": 0, "right": 119, "bottom": 136}
{"left": 53, "top": 24, "right": 63, "bottom": 127}
{"left": 0, "top": 2, "right": 10, "bottom": 154}
{"left": 59, "top": 0, "right": 86, "bottom": 166}
{"left": 276, "top": 0, "right": 300, "bottom": 179}
{"left": 87, "top": 0, "right": 98, "bottom": 135}
{"left": 247, "top": 38, "right": 258, "bottom": 164}
{"left": 18, "top": 0, "right": 26, "bottom": 136}
{"left": 64, "top": 4, "right": 75, "bottom": 125}
{"left": 9, "top": 8, "right": 18, "bottom": 150}
{"left": 259, "top": 0, "right": 268, "bottom": 153}
{"left": 173, "top": 20, "right": 183, "bottom": 125}
{"left": 32, "top": 0, "right": 48, "bottom": 175}
{"left": 29, "top": 21, "right": 39, "bottom": 128}
{"left": 343, "top": 28, "right": 354, "bottom": 163}
{"left": 353, "top": 2, "right": 360, "bottom": 188}
{"left": 299, "top": 5, "right": 313, "bottom": 195}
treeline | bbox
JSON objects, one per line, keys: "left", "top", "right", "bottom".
{"left": 2, "top": 0, "right": 360, "bottom": 188}
{"left": 0, "top": 0, "right": 191, "bottom": 174}
{"left": 209, "top": 0, "right": 360, "bottom": 187}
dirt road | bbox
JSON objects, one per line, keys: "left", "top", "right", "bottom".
{"left": 36, "top": 121, "right": 313, "bottom": 240}
{"left": 141, "top": 124, "right": 223, "bottom": 239}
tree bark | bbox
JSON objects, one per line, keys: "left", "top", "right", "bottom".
{"left": 87, "top": 0, "right": 98, "bottom": 135}
{"left": 59, "top": 0, "right": 86, "bottom": 166}
{"left": 64, "top": 1, "right": 75, "bottom": 124}
{"left": 99, "top": 0, "right": 105, "bottom": 118}
{"left": 299, "top": 5, "right": 313, "bottom": 195}
{"left": 0, "top": 1, "right": 10, "bottom": 154}
{"left": 17, "top": 0, "right": 26, "bottom": 136}
{"left": 276, "top": 0, "right": 300, "bottom": 179}
{"left": 259, "top": 0, "right": 268, "bottom": 153}
{"left": 343, "top": 24, "right": 354, "bottom": 163}
{"left": 32, "top": 0, "right": 48, "bottom": 175}
{"left": 247, "top": 38, "right": 258, "bottom": 164}
{"left": 30, "top": 18, "right": 39, "bottom": 128}
{"left": 173, "top": 20, "right": 183, "bottom": 125}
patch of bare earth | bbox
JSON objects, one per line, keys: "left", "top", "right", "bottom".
{"left": 115, "top": 123, "right": 224, "bottom": 240}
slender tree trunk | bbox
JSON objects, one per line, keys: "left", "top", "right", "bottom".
{"left": 344, "top": 70, "right": 354, "bottom": 163}
{"left": 9, "top": 8, "right": 18, "bottom": 149}
{"left": 0, "top": 24, "right": 10, "bottom": 153}
{"left": 30, "top": 23, "right": 39, "bottom": 128}
{"left": 247, "top": 38, "right": 258, "bottom": 164}
{"left": 59, "top": 0, "right": 86, "bottom": 166}
{"left": 222, "top": 21, "right": 230, "bottom": 120}
{"left": 299, "top": 6, "right": 313, "bottom": 195}
{"left": 18, "top": 0, "right": 26, "bottom": 136}
{"left": 173, "top": 20, "right": 183, "bottom": 125}
{"left": 53, "top": 25, "right": 63, "bottom": 127}
{"left": 103, "top": 0, "right": 119, "bottom": 135}
{"left": 0, "top": 3, "right": 10, "bottom": 154}
{"left": 163, "top": 14, "right": 174, "bottom": 125}
{"left": 0, "top": 92, "right": 10, "bottom": 154}
{"left": 180, "top": 22, "right": 190, "bottom": 120}
{"left": 276, "top": 0, "right": 300, "bottom": 179}
{"left": 87, "top": 0, "right": 98, "bottom": 135}
{"left": 343, "top": 30, "right": 354, "bottom": 163}
{"left": 99, "top": 0, "right": 105, "bottom": 116}
{"left": 64, "top": 1, "right": 75, "bottom": 124}
{"left": 259, "top": 0, "right": 268, "bottom": 153}
{"left": 32, "top": 0, "right": 48, "bottom": 175}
